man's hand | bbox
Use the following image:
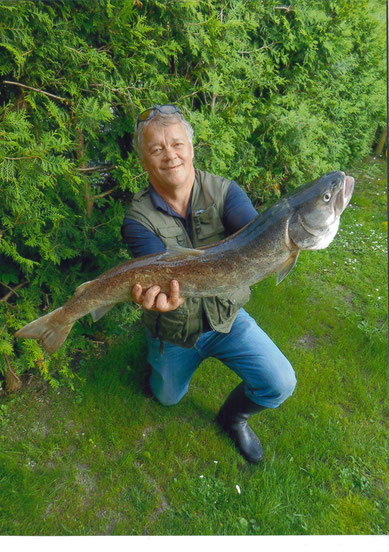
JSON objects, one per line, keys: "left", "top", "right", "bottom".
{"left": 132, "top": 279, "right": 184, "bottom": 312}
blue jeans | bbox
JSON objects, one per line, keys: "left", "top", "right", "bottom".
{"left": 146, "top": 309, "right": 296, "bottom": 409}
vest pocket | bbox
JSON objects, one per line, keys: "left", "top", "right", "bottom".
{"left": 193, "top": 203, "right": 225, "bottom": 244}
{"left": 157, "top": 307, "right": 189, "bottom": 344}
{"left": 142, "top": 300, "right": 203, "bottom": 348}
{"left": 156, "top": 225, "right": 188, "bottom": 247}
{"left": 203, "top": 286, "right": 252, "bottom": 332}
{"left": 142, "top": 306, "right": 189, "bottom": 345}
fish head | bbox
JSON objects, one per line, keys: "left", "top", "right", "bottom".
{"left": 288, "top": 171, "right": 354, "bottom": 250}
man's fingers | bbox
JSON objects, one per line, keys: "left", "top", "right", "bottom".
{"left": 155, "top": 292, "right": 169, "bottom": 311}
{"left": 169, "top": 280, "right": 184, "bottom": 308}
{"left": 132, "top": 281, "right": 183, "bottom": 311}
{"left": 153, "top": 281, "right": 183, "bottom": 312}
{"left": 132, "top": 283, "right": 143, "bottom": 303}
{"left": 170, "top": 280, "right": 179, "bottom": 299}
{"left": 142, "top": 285, "right": 161, "bottom": 310}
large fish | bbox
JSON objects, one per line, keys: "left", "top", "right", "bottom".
{"left": 15, "top": 171, "right": 354, "bottom": 353}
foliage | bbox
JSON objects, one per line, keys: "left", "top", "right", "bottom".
{"left": 0, "top": 0, "right": 386, "bottom": 382}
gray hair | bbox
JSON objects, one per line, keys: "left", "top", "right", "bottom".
{"left": 133, "top": 112, "right": 194, "bottom": 160}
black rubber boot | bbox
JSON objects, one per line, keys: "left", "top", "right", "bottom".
{"left": 217, "top": 383, "right": 266, "bottom": 463}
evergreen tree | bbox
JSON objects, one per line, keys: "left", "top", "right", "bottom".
{"left": 0, "top": 0, "right": 385, "bottom": 388}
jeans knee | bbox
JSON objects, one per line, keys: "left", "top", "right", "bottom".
{"left": 272, "top": 361, "right": 297, "bottom": 406}
{"left": 149, "top": 376, "right": 186, "bottom": 406}
{"left": 245, "top": 358, "right": 296, "bottom": 409}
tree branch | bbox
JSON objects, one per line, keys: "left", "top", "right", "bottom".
{"left": 93, "top": 185, "right": 120, "bottom": 200}
{"left": 0, "top": 281, "right": 28, "bottom": 303}
{"left": 92, "top": 171, "right": 146, "bottom": 200}
{"left": 211, "top": 92, "right": 217, "bottom": 110}
{"left": 273, "top": 5, "right": 293, "bottom": 12}
{"left": 4, "top": 156, "right": 41, "bottom": 161}
{"left": 178, "top": 90, "right": 200, "bottom": 101}
{"left": 3, "top": 354, "right": 22, "bottom": 393}
{"left": 77, "top": 165, "right": 118, "bottom": 173}
{"left": 238, "top": 42, "right": 277, "bottom": 55}
{"left": 3, "top": 81, "right": 69, "bottom": 104}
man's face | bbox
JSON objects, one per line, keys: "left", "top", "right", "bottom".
{"left": 140, "top": 121, "right": 195, "bottom": 192}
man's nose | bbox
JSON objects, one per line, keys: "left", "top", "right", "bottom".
{"left": 164, "top": 146, "right": 177, "bottom": 160}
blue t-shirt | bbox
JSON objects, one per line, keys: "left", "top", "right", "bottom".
{"left": 121, "top": 180, "right": 257, "bottom": 258}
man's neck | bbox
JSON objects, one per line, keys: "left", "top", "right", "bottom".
{"left": 151, "top": 178, "right": 194, "bottom": 218}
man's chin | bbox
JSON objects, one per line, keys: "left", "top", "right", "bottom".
{"left": 162, "top": 170, "right": 189, "bottom": 186}
{"left": 163, "top": 166, "right": 183, "bottom": 177}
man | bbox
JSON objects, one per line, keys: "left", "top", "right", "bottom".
{"left": 121, "top": 105, "right": 296, "bottom": 463}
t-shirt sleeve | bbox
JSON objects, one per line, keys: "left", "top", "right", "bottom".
{"left": 121, "top": 217, "right": 166, "bottom": 258}
{"left": 222, "top": 181, "right": 258, "bottom": 234}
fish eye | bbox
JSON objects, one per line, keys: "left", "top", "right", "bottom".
{"left": 323, "top": 192, "right": 332, "bottom": 202}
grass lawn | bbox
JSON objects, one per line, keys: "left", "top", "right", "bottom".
{"left": 0, "top": 157, "right": 387, "bottom": 536}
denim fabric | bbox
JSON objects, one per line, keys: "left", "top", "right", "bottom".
{"left": 147, "top": 309, "right": 296, "bottom": 409}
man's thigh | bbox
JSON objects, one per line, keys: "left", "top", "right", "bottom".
{"left": 198, "top": 309, "right": 296, "bottom": 408}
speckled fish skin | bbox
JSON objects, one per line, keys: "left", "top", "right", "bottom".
{"left": 15, "top": 171, "right": 354, "bottom": 353}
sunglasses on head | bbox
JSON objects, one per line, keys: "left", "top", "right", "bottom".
{"left": 136, "top": 104, "right": 181, "bottom": 128}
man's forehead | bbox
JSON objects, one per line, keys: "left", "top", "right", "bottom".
{"left": 144, "top": 121, "right": 187, "bottom": 142}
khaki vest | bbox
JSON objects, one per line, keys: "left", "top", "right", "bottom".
{"left": 125, "top": 169, "right": 251, "bottom": 348}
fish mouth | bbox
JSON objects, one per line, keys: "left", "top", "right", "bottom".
{"left": 335, "top": 174, "right": 354, "bottom": 215}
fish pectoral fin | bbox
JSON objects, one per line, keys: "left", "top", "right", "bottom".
{"left": 90, "top": 303, "right": 115, "bottom": 322}
{"left": 276, "top": 251, "right": 300, "bottom": 285}
{"left": 164, "top": 245, "right": 204, "bottom": 261}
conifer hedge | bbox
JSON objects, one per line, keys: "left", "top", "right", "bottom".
{"left": 0, "top": 0, "right": 385, "bottom": 388}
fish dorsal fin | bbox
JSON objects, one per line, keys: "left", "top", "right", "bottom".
{"left": 90, "top": 303, "right": 115, "bottom": 322}
{"left": 276, "top": 251, "right": 300, "bottom": 285}
{"left": 73, "top": 280, "right": 94, "bottom": 297}
{"left": 163, "top": 245, "right": 204, "bottom": 261}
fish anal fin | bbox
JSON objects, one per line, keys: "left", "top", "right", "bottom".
{"left": 276, "top": 251, "right": 300, "bottom": 285}
{"left": 90, "top": 303, "right": 115, "bottom": 322}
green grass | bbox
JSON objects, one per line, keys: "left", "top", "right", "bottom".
{"left": 0, "top": 157, "right": 387, "bottom": 536}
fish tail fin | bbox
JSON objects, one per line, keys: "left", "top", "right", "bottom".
{"left": 15, "top": 308, "right": 73, "bottom": 354}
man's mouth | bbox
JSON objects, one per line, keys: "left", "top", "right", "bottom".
{"left": 164, "top": 164, "right": 182, "bottom": 171}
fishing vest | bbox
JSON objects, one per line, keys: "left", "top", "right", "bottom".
{"left": 125, "top": 169, "right": 251, "bottom": 348}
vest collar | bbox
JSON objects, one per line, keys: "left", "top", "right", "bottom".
{"left": 148, "top": 174, "right": 201, "bottom": 220}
